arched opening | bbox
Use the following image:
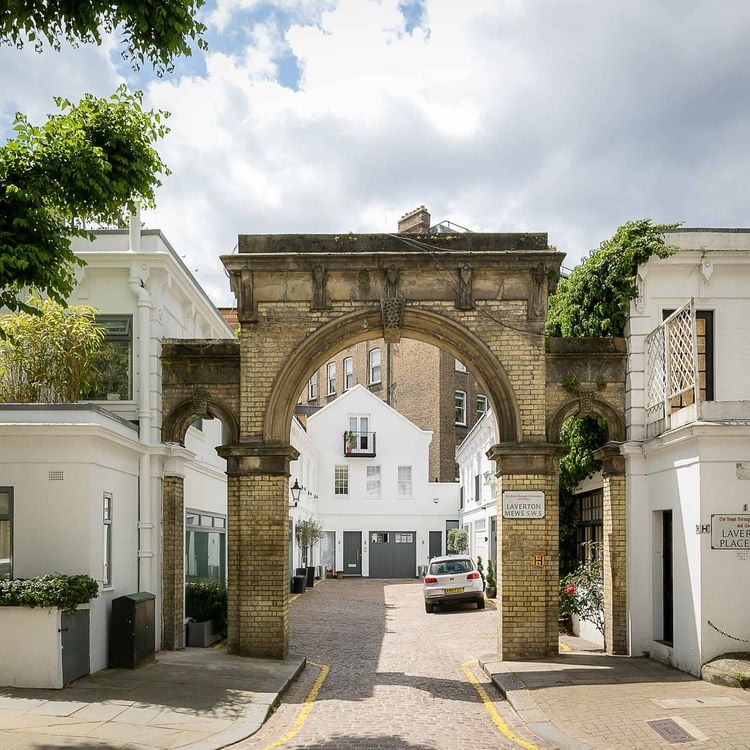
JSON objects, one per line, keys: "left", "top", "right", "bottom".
{"left": 265, "top": 306, "right": 521, "bottom": 446}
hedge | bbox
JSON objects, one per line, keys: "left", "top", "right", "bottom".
{"left": 0, "top": 574, "right": 99, "bottom": 613}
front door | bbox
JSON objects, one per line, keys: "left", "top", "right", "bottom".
{"left": 343, "top": 531, "right": 362, "bottom": 575}
{"left": 429, "top": 530, "right": 442, "bottom": 559}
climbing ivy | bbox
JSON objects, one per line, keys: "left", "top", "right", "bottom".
{"left": 546, "top": 219, "right": 679, "bottom": 338}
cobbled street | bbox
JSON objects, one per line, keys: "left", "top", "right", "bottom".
{"left": 239, "top": 579, "right": 545, "bottom": 750}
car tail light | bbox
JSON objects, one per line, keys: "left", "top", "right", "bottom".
{"left": 467, "top": 571, "right": 481, "bottom": 580}
{"left": 424, "top": 576, "right": 438, "bottom": 583}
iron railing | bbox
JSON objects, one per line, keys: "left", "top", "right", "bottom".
{"left": 343, "top": 431, "right": 376, "bottom": 457}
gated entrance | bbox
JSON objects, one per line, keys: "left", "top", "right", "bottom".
{"left": 162, "top": 231, "right": 626, "bottom": 659}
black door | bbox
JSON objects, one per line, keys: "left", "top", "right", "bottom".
{"left": 343, "top": 531, "right": 362, "bottom": 575}
{"left": 429, "top": 531, "right": 442, "bottom": 560}
{"left": 61, "top": 610, "right": 90, "bottom": 684}
{"left": 662, "top": 510, "right": 674, "bottom": 645}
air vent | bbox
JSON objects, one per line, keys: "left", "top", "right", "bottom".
{"left": 48, "top": 471, "right": 64, "bottom": 481}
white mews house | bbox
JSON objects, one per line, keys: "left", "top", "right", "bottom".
{"left": 455, "top": 410, "right": 498, "bottom": 570}
{"left": 305, "top": 385, "right": 459, "bottom": 577}
{"left": 625, "top": 228, "right": 750, "bottom": 676}
{"left": 0, "top": 221, "right": 234, "bottom": 686}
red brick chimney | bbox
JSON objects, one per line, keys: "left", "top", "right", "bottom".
{"left": 397, "top": 206, "right": 431, "bottom": 234}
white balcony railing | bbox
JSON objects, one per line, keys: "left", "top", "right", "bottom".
{"left": 644, "top": 299, "right": 700, "bottom": 434}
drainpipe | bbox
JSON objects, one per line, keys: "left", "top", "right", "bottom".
{"left": 128, "top": 212, "right": 154, "bottom": 594}
{"left": 386, "top": 342, "right": 392, "bottom": 405}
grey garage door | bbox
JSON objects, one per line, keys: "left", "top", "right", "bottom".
{"left": 368, "top": 531, "right": 416, "bottom": 578}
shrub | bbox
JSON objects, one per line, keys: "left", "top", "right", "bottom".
{"left": 447, "top": 528, "right": 468, "bottom": 553}
{"left": 0, "top": 574, "right": 99, "bottom": 613}
{"left": 185, "top": 580, "right": 227, "bottom": 635}
{"left": 485, "top": 559, "right": 496, "bottom": 589}
{"left": 559, "top": 544, "right": 604, "bottom": 637}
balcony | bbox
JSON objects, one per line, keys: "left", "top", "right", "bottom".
{"left": 343, "top": 430, "right": 376, "bottom": 457}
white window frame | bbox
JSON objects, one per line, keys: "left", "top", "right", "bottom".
{"left": 455, "top": 390, "right": 467, "bottom": 425}
{"left": 0, "top": 487, "right": 13, "bottom": 581}
{"left": 397, "top": 466, "right": 412, "bottom": 497}
{"left": 368, "top": 348, "right": 381, "bottom": 384}
{"left": 455, "top": 359, "right": 467, "bottom": 372}
{"left": 326, "top": 362, "right": 336, "bottom": 395}
{"left": 476, "top": 394, "right": 488, "bottom": 419}
{"left": 334, "top": 465, "right": 349, "bottom": 496}
{"left": 343, "top": 356, "right": 354, "bottom": 391}
{"left": 366, "top": 465, "right": 381, "bottom": 497}
{"left": 103, "top": 492, "right": 113, "bottom": 587}
{"left": 308, "top": 372, "right": 318, "bottom": 400}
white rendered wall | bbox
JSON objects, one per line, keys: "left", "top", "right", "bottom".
{"left": 0, "top": 608, "right": 63, "bottom": 688}
{"left": 0, "top": 411, "right": 141, "bottom": 674}
{"left": 307, "top": 386, "right": 459, "bottom": 576}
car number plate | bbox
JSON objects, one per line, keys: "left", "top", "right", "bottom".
{"left": 445, "top": 587, "right": 463, "bottom": 594}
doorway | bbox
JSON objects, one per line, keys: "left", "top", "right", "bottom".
{"left": 343, "top": 531, "right": 362, "bottom": 575}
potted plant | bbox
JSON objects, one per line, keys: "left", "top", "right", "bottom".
{"left": 345, "top": 430, "right": 356, "bottom": 454}
{"left": 325, "top": 567, "right": 335, "bottom": 579}
{"left": 447, "top": 528, "right": 469, "bottom": 554}
{"left": 336, "top": 570, "right": 344, "bottom": 580}
{"left": 485, "top": 559, "right": 497, "bottom": 599}
{"left": 476, "top": 555, "right": 486, "bottom": 590}
{"left": 295, "top": 518, "right": 325, "bottom": 587}
{"left": 185, "top": 580, "right": 227, "bottom": 647}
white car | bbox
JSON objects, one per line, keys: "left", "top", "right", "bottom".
{"left": 423, "top": 555, "right": 484, "bottom": 613}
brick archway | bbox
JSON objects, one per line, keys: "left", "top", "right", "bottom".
{"left": 161, "top": 232, "right": 625, "bottom": 660}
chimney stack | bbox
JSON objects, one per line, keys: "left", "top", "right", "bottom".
{"left": 397, "top": 206, "right": 431, "bottom": 234}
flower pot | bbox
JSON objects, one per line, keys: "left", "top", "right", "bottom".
{"left": 186, "top": 619, "right": 222, "bottom": 647}
{"left": 486, "top": 586, "right": 496, "bottom": 599}
{"left": 336, "top": 571, "right": 344, "bottom": 580}
{"left": 292, "top": 575, "right": 306, "bottom": 594}
{"left": 306, "top": 566, "right": 316, "bottom": 588}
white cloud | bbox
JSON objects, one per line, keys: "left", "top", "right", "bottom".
{"left": 4, "top": 0, "right": 750, "bottom": 304}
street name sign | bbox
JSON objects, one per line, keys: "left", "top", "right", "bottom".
{"left": 502, "top": 491, "right": 545, "bottom": 519}
{"left": 711, "top": 514, "right": 750, "bottom": 550}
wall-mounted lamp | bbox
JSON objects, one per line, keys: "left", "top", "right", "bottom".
{"left": 433, "top": 498, "right": 439, "bottom": 504}
{"left": 289, "top": 478, "right": 302, "bottom": 508}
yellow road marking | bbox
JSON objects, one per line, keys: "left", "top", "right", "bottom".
{"left": 288, "top": 593, "right": 301, "bottom": 604}
{"left": 484, "top": 596, "right": 497, "bottom": 609}
{"left": 262, "top": 661, "right": 329, "bottom": 750}
{"left": 559, "top": 640, "right": 572, "bottom": 652}
{"left": 211, "top": 639, "right": 226, "bottom": 650}
{"left": 461, "top": 660, "right": 540, "bottom": 750}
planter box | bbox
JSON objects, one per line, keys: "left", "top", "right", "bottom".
{"left": 187, "top": 619, "right": 222, "bottom": 648}
{"left": 0, "top": 607, "right": 90, "bottom": 688}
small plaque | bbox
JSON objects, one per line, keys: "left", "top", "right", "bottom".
{"left": 502, "top": 491, "right": 545, "bottom": 519}
{"left": 531, "top": 555, "right": 545, "bottom": 568}
{"left": 711, "top": 514, "right": 750, "bottom": 550}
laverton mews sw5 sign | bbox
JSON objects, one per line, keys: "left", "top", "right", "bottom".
{"left": 502, "top": 491, "right": 545, "bottom": 519}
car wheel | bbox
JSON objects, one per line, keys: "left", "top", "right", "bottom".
{"left": 477, "top": 598, "right": 485, "bottom": 610}
{"left": 425, "top": 602, "right": 434, "bottom": 614}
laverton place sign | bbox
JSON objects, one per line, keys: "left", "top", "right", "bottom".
{"left": 711, "top": 514, "right": 750, "bottom": 550}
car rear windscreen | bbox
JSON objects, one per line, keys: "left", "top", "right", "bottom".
{"left": 430, "top": 559, "right": 473, "bottom": 575}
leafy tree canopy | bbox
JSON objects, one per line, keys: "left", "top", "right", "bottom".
{"left": 0, "top": 86, "right": 169, "bottom": 318}
{"left": 0, "top": 0, "right": 207, "bottom": 74}
{"left": 546, "top": 219, "right": 680, "bottom": 338}
{"left": 0, "top": 297, "right": 105, "bottom": 403}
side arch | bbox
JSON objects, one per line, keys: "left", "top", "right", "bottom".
{"left": 546, "top": 396, "right": 625, "bottom": 444}
{"left": 162, "top": 395, "right": 240, "bottom": 445}
{"left": 264, "top": 306, "right": 522, "bottom": 444}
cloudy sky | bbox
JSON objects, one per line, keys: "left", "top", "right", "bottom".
{"left": 2, "top": 0, "right": 750, "bottom": 305}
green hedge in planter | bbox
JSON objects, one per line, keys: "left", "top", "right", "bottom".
{"left": 0, "top": 574, "right": 99, "bottom": 613}
{"left": 185, "top": 580, "right": 227, "bottom": 636}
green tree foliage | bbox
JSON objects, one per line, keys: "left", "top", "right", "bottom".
{"left": 0, "top": 0, "right": 207, "bottom": 74}
{"left": 0, "top": 298, "right": 106, "bottom": 403}
{"left": 0, "top": 86, "right": 169, "bottom": 318}
{"left": 447, "top": 528, "right": 468, "bottom": 554}
{"left": 558, "top": 416, "right": 608, "bottom": 575}
{"left": 546, "top": 219, "right": 679, "bottom": 338}
{"left": 295, "top": 519, "right": 325, "bottom": 566}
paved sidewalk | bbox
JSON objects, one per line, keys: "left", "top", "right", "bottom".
{"left": 0, "top": 648, "right": 304, "bottom": 749}
{"left": 481, "top": 650, "right": 750, "bottom": 750}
